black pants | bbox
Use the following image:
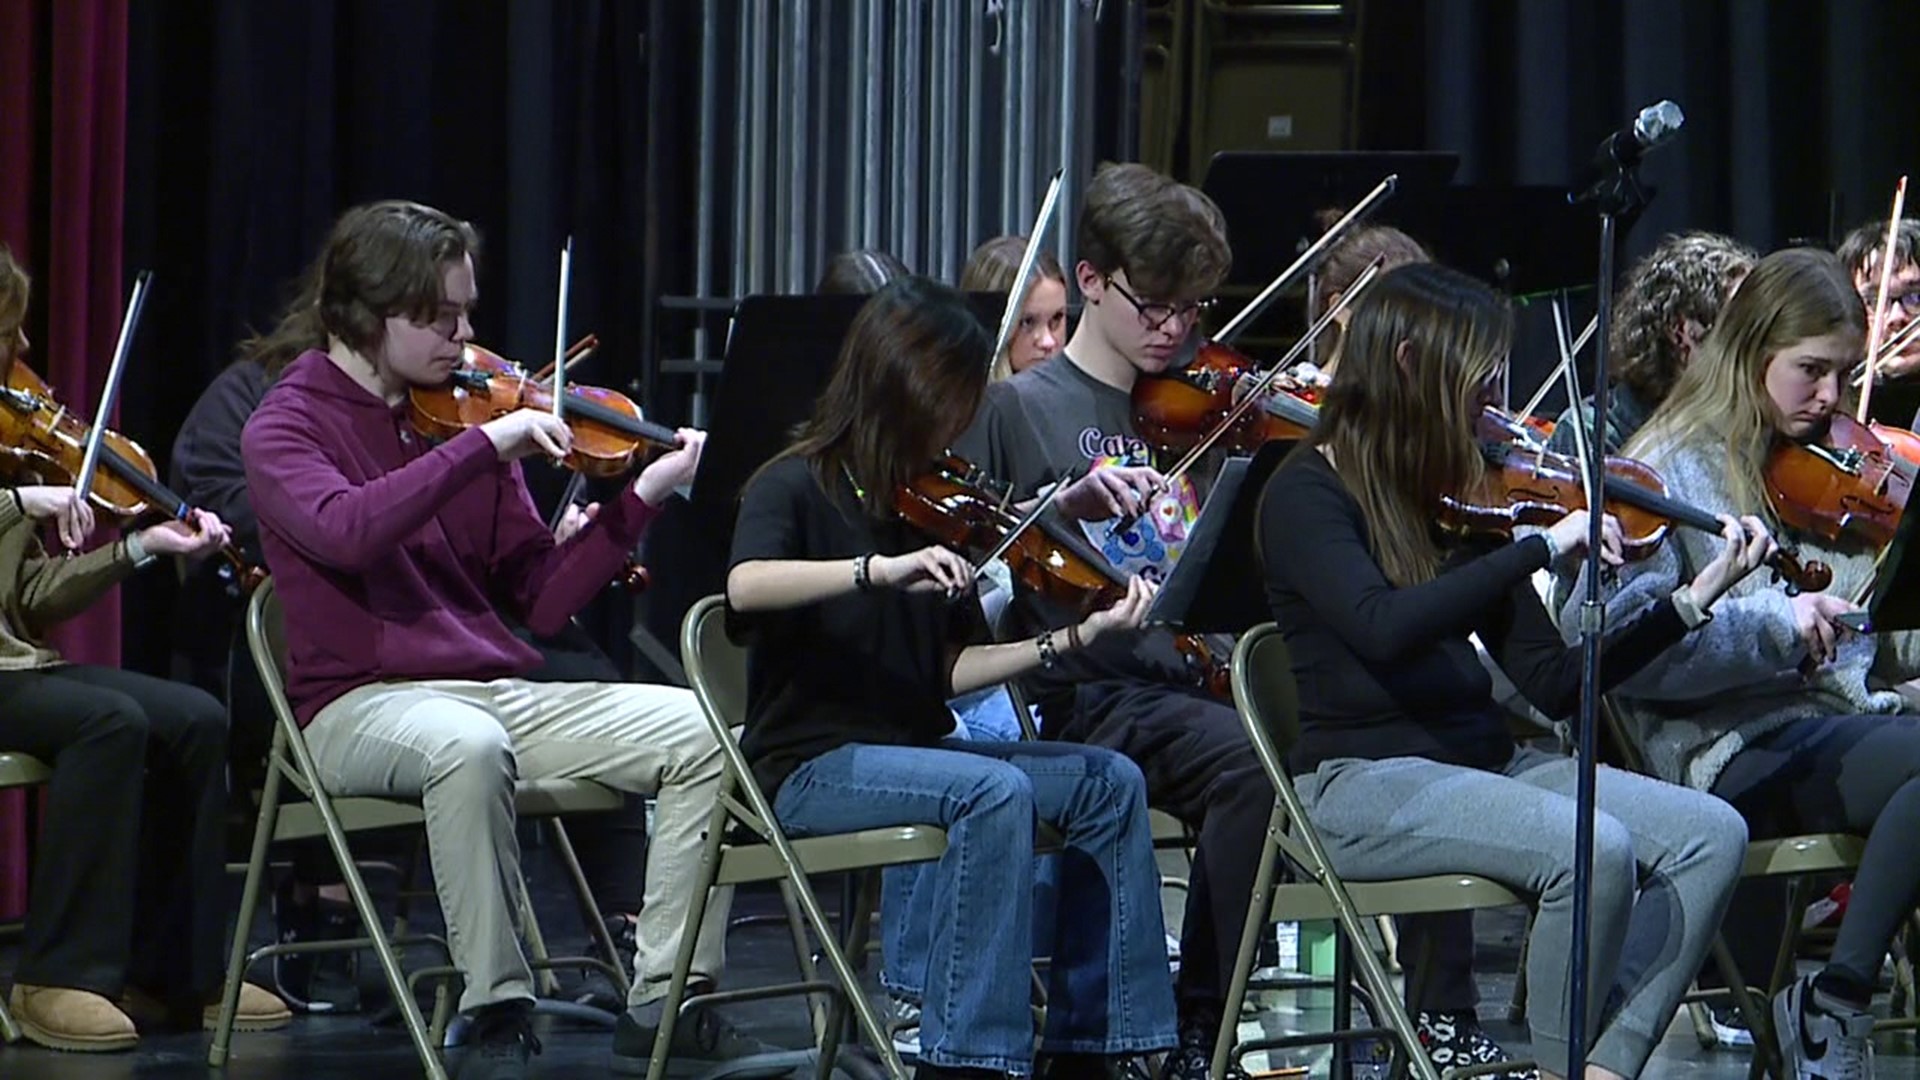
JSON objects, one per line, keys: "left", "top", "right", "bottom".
{"left": 1706, "top": 713, "right": 1920, "bottom": 996}
{"left": 1062, "top": 680, "right": 1475, "bottom": 1018}
{"left": 224, "top": 619, "right": 650, "bottom": 916}
{"left": 0, "top": 664, "right": 229, "bottom": 1003}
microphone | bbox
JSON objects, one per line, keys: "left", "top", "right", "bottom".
{"left": 1572, "top": 100, "right": 1682, "bottom": 207}
{"left": 1597, "top": 100, "right": 1684, "bottom": 168}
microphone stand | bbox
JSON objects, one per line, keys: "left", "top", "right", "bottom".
{"left": 1565, "top": 140, "right": 1654, "bottom": 1078}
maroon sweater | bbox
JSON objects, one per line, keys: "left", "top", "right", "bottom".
{"left": 242, "top": 351, "right": 657, "bottom": 724}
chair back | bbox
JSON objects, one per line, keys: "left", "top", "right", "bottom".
{"left": 1228, "top": 622, "right": 1300, "bottom": 795}
{"left": 243, "top": 577, "right": 326, "bottom": 796}
{"left": 681, "top": 595, "right": 783, "bottom": 838}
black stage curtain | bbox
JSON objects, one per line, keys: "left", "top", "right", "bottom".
{"left": 120, "top": 0, "right": 666, "bottom": 676}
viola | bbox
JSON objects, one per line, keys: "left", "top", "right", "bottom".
{"left": 408, "top": 344, "right": 683, "bottom": 479}
{"left": 1456, "top": 408, "right": 1831, "bottom": 594}
{"left": 895, "top": 455, "right": 1228, "bottom": 696}
{"left": 1763, "top": 411, "right": 1911, "bottom": 550}
{"left": 1131, "top": 341, "right": 1320, "bottom": 455}
{"left": 0, "top": 358, "right": 264, "bottom": 592}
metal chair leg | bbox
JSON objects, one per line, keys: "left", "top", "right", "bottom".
{"left": 210, "top": 754, "right": 288, "bottom": 1067}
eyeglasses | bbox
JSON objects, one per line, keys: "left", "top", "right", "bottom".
{"left": 1862, "top": 287, "right": 1920, "bottom": 317}
{"left": 1103, "top": 276, "right": 1214, "bottom": 332}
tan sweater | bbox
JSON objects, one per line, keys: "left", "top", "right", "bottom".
{"left": 0, "top": 493, "right": 139, "bottom": 669}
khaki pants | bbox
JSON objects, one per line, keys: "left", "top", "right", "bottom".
{"left": 305, "top": 677, "right": 729, "bottom": 1012}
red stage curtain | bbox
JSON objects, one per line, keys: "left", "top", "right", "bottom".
{"left": 0, "top": 0, "right": 130, "bottom": 920}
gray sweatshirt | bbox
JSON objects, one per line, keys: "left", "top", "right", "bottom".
{"left": 1559, "top": 433, "right": 1920, "bottom": 792}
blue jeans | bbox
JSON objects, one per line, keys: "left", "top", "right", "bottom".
{"left": 773, "top": 740, "right": 1177, "bottom": 1072}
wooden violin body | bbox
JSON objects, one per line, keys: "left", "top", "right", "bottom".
{"left": 1131, "top": 342, "right": 1320, "bottom": 455}
{"left": 1764, "top": 412, "right": 1911, "bottom": 550}
{"left": 408, "top": 344, "right": 681, "bottom": 479}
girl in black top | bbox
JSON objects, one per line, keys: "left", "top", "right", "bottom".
{"left": 729, "top": 277, "right": 1176, "bottom": 1080}
{"left": 1258, "top": 262, "right": 1771, "bottom": 1079}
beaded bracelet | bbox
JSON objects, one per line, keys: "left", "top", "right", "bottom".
{"left": 853, "top": 553, "right": 874, "bottom": 591}
{"left": 1036, "top": 629, "right": 1059, "bottom": 669}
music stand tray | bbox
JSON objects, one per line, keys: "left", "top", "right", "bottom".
{"left": 1850, "top": 504, "right": 1920, "bottom": 633}
{"left": 1201, "top": 151, "right": 1461, "bottom": 288}
{"left": 1146, "top": 442, "right": 1296, "bottom": 636}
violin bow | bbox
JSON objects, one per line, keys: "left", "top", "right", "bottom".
{"left": 988, "top": 171, "right": 1064, "bottom": 373}
{"left": 547, "top": 470, "right": 589, "bottom": 534}
{"left": 1105, "top": 257, "right": 1386, "bottom": 541}
{"left": 1857, "top": 176, "right": 1908, "bottom": 423}
{"left": 1514, "top": 310, "right": 1598, "bottom": 440}
{"left": 531, "top": 334, "right": 600, "bottom": 387}
{"left": 72, "top": 270, "right": 153, "bottom": 531}
{"left": 970, "top": 465, "right": 1082, "bottom": 583}
{"left": 551, "top": 237, "right": 574, "bottom": 426}
{"left": 1214, "top": 173, "right": 1398, "bottom": 346}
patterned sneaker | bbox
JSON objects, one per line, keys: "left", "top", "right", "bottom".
{"left": 1158, "top": 1018, "right": 1249, "bottom": 1080}
{"left": 1774, "top": 974, "right": 1872, "bottom": 1080}
{"left": 1708, "top": 1004, "right": 1755, "bottom": 1048}
{"left": 1415, "top": 1010, "right": 1537, "bottom": 1080}
{"left": 890, "top": 995, "right": 922, "bottom": 1062}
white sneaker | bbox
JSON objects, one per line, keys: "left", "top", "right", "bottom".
{"left": 888, "top": 996, "right": 920, "bottom": 1062}
{"left": 1774, "top": 974, "right": 1873, "bottom": 1080}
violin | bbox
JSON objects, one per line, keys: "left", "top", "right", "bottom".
{"left": 0, "top": 358, "right": 264, "bottom": 592}
{"left": 1453, "top": 408, "right": 1832, "bottom": 594}
{"left": 895, "top": 455, "right": 1229, "bottom": 697}
{"left": 1763, "top": 411, "right": 1912, "bottom": 550}
{"left": 408, "top": 344, "right": 683, "bottom": 478}
{"left": 1132, "top": 341, "right": 1321, "bottom": 455}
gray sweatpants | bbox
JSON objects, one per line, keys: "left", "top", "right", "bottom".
{"left": 1295, "top": 746, "right": 1746, "bottom": 1078}
{"left": 305, "top": 677, "right": 730, "bottom": 1013}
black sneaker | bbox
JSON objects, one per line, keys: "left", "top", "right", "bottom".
{"left": 1707, "top": 1003, "right": 1755, "bottom": 1048}
{"left": 1415, "top": 1010, "right": 1536, "bottom": 1080}
{"left": 604, "top": 913, "right": 639, "bottom": 978}
{"left": 611, "top": 998, "right": 796, "bottom": 1078}
{"left": 456, "top": 1001, "right": 541, "bottom": 1080}
{"left": 270, "top": 878, "right": 362, "bottom": 1013}
{"left": 1159, "top": 1020, "right": 1249, "bottom": 1080}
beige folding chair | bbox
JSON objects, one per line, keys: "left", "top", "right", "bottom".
{"left": 1216, "top": 623, "right": 1535, "bottom": 1080}
{"left": 656, "top": 595, "right": 955, "bottom": 1080}
{"left": 209, "top": 579, "right": 630, "bottom": 1080}
{"left": 0, "top": 752, "right": 51, "bottom": 1045}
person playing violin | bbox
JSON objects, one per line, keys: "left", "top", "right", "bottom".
{"left": 960, "top": 235, "right": 1070, "bottom": 380}
{"left": 1566, "top": 246, "right": 1920, "bottom": 1080}
{"left": 168, "top": 267, "right": 654, "bottom": 1014}
{"left": 237, "top": 201, "right": 771, "bottom": 1080}
{"left": 729, "top": 275, "right": 1174, "bottom": 1080}
{"left": 1283, "top": 215, "right": 1429, "bottom": 391}
{"left": 946, "top": 162, "right": 1282, "bottom": 1080}
{"left": 1545, "top": 232, "right": 1757, "bottom": 457}
{"left": 1264, "top": 260, "right": 1770, "bottom": 1080}
{"left": 0, "top": 245, "right": 290, "bottom": 1052}
{"left": 1838, "top": 216, "right": 1920, "bottom": 428}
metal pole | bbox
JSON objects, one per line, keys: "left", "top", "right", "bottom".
{"left": 773, "top": 3, "right": 792, "bottom": 293}
{"left": 730, "top": 0, "right": 751, "bottom": 300}
{"left": 928, "top": 1, "right": 948, "bottom": 280}
{"left": 787, "top": 0, "right": 811, "bottom": 293}
{"left": 845, "top": 0, "right": 866, "bottom": 256}
{"left": 999, "top": 0, "right": 1017, "bottom": 236}
{"left": 695, "top": 0, "right": 721, "bottom": 424}
{"left": 1057, "top": 0, "right": 1079, "bottom": 296}
{"left": 864, "top": 0, "right": 885, "bottom": 248}
{"left": 1016, "top": 1, "right": 1037, "bottom": 228}
{"left": 888, "top": 1, "right": 909, "bottom": 260}
{"left": 747, "top": 0, "right": 771, "bottom": 294}
{"left": 900, "top": 0, "right": 923, "bottom": 270}
{"left": 965, "top": 0, "right": 984, "bottom": 256}
{"left": 940, "top": 0, "right": 962, "bottom": 281}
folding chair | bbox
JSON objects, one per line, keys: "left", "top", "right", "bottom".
{"left": 0, "top": 752, "right": 51, "bottom": 1045}
{"left": 1217, "top": 623, "right": 1535, "bottom": 1080}
{"left": 656, "top": 595, "right": 954, "bottom": 1080}
{"left": 209, "top": 579, "right": 630, "bottom": 1080}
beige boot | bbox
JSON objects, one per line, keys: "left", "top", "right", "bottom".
{"left": 9, "top": 984, "right": 139, "bottom": 1052}
{"left": 204, "top": 980, "right": 293, "bottom": 1032}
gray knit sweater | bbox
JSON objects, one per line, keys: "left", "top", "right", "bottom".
{"left": 1558, "top": 433, "right": 1920, "bottom": 792}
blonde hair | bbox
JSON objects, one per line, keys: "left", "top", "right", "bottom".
{"left": 1304, "top": 262, "right": 1513, "bottom": 586}
{"left": 962, "top": 235, "right": 1067, "bottom": 382}
{"left": 1625, "top": 247, "right": 1865, "bottom": 518}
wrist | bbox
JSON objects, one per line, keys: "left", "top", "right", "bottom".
{"left": 853, "top": 553, "right": 876, "bottom": 592}
{"left": 1067, "top": 621, "right": 1087, "bottom": 650}
{"left": 1672, "top": 583, "right": 1713, "bottom": 628}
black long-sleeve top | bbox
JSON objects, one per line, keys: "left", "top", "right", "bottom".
{"left": 1259, "top": 450, "right": 1690, "bottom": 773}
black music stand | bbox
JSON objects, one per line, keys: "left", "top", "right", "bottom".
{"left": 689, "top": 291, "right": 1009, "bottom": 517}
{"left": 1844, "top": 503, "right": 1920, "bottom": 633}
{"left": 1382, "top": 185, "right": 1643, "bottom": 299}
{"left": 1145, "top": 441, "right": 1296, "bottom": 636}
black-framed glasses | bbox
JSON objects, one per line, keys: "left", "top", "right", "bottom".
{"left": 1103, "top": 275, "right": 1214, "bottom": 332}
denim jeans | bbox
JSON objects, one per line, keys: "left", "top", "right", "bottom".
{"left": 773, "top": 739, "right": 1177, "bottom": 1073}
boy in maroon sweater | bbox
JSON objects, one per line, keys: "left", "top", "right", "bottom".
{"left": 241, "top": 201, "right": 764, "bottom": 1080}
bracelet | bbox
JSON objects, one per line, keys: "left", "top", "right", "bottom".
{"left": 853, "top": 553, "right": 874, "bottom": 592}
{"left": 1036, "top": 629, "right": 1059, "bottom": 669}
{"left": 1067, "top": 623, "right": 1083, "bottom": 651}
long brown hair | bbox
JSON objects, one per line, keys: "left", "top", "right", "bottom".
{"left": 239, "top": 200, "right": 480, "bottom": 376}
{"left": 1303, "top": 262, "right": 1514, "bottom": 586}
{"left": 1626, "top": 247, "right": 1865, "bottom": 517}
{"left": 1309, "top": 213, "right": 1430, "bottom": 365}
{"left": 0, "top": 245, "right": 29, "bottom": 348}
{"left": 773, "top": 276, "right": 991, "bottom": 518}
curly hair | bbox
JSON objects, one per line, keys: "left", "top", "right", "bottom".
{"left": 1610, "top": 231, "right": 1758, "bottom": 407}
